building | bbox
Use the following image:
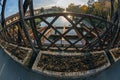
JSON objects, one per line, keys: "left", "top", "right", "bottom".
{"left": 5, "top": 7, "right": 64, "bottom": 25}
{"left": 5, "top": 9, "right": 40, "bottom": 25}
{"left": 5, "top": 13, "right": 19, "bottom": 25}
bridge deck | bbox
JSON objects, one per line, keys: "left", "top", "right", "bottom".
{"left": 0, "top": 47, "right": 120, "bottom": 80}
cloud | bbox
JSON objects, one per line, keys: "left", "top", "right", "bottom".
{"left": 5, "top": 0, "right": 91, "bottom": 17}
{"left": 56, "top": 0, "right": 88, "bottom": 7}
{"left": 34, "top": 0, "right": 89, "bottom": 9}
{"left": 34, "top": 0, "right": 58, "bottom": 9}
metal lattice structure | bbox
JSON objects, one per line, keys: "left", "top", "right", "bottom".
{"left": 0, "top": 0, "right": 119, "bottom": 69}
{"left": 1, "top": 13, "right": 119, "bottom": 51}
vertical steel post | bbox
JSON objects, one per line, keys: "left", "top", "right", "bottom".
{"left": 1, "top": 0, "right": 7, "bottom": 41}
{"left": 17, "top": 0, "right": 31, "bottom": 44}
{"left": 118, "top": 0, "right": 120, "bottom": 21}
{"left": 29, "top": 0, "right": 41, "bottom": 47}
{"left": 19, "top": 0, "right": 38, "bottom": 68}
{"left": 110, "top": 0, "right": 114, "bottom": 20}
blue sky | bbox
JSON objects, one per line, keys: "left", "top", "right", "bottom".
{"left": 5, "top": 0, "right": 96, "bottom": 17}
{"left": 5, "top": 0, "right": 18, "bottom": 17}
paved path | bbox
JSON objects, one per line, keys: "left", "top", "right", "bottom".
{"left": 0, "top": 47, "right": 120, "bottom": 80}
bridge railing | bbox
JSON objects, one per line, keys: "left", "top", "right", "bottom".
{"left": 0, "top": 13, "right": 118, "bottom": 52}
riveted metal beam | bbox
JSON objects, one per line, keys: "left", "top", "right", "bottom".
{"left": 29, "top": 0, "right": 42, "bottom": 48}
{"left": 19, "top": 0, "right": 38, "bottom": 68}
{"left": 110, "top": 0, "right": 115, "bottom": 20}
{"left": 1, "top": 0, "right": 7, "bottom": 41}
{"left": 23, "top": 0, "right": 31, "bottom": 14}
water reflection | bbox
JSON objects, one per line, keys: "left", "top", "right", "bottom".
{"left": 39, "top": 16, "right": 86, "bottom": 47}
{"left": 40, "top": 16, "right": 76, "bottom": 35}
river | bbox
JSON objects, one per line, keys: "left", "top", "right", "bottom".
{"left": 40, "top": 16, "right": 86, "bottom": 46}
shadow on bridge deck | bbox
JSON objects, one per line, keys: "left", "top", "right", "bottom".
{"left": 0, "top": 47, "right": 120, "bottom": 80}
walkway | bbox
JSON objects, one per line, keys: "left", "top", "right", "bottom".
{"left": 0, "top": 47, "right": 120, "bottom": 80}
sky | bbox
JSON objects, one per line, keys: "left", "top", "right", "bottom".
{"left": 33, "top": 0, "right": 89, "bottom": 9}
{"left": 4, "top": 0, "right": 97, "bottom": 17}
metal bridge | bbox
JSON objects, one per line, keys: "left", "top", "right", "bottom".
{"left": 0, "top": 0, "right": 120, "bottom": 79}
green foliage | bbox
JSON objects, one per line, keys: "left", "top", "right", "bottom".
{"left": 35, "top": 18, "right": 41, "bottom": 26}
{"left": 40, "top": 7, "right": 44, "bottom": 13}
{"left": 66, "top": 1, "right": 111, "bottom": 19}
{"left": 51, "top": 6, "right": 65, "bottom": 12}
{"left": 66, "top": 3, "right": 81, "bottom": 13}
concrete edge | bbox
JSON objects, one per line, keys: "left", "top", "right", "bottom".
{"left": 32, "top": 50, "right": 111, "bottom": 78}
{"left": 0, "top": 40, "right": 33, "bottom": 66}
{"left": 109, "top": 47, "right": 120, "bottom": 62}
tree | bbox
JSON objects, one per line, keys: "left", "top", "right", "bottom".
{"left": 66, "top": 3, "right": 81, "bottom": 13}
{"left": 51, "top": 6, "right": 64, "bottom": 12}
{"left": 114, "top": 0, "right": 118, "bottom": 12}
{"left": 87, "top": 2, "right": 111, "bottom": 18}
{"left": 57, "top": 7, "right": 65, "bottom": 12}
{"left": 40, "top": 7, "right": 44, "bottom": 13}
{"left": 87, "top": 5, "right": 94, "bottom": 14}
{"left": 80, "top": 5, "right": 88, "bottom": 14}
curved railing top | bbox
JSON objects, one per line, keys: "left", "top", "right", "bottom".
{"left": 5, "top": 13, "right": 116, "bottom": 26}
{"left": 0, "top": 0, "right": 119, "bottom": 52}
{"left": 0, "top": 12, "right": 118, "bottom": 52}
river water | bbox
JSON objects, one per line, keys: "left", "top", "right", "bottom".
{"left": 40, "top": 16, "right": 85, "bottom": 46}
{"left": 40, "top": 16, "right": 77, "bottom": 35}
